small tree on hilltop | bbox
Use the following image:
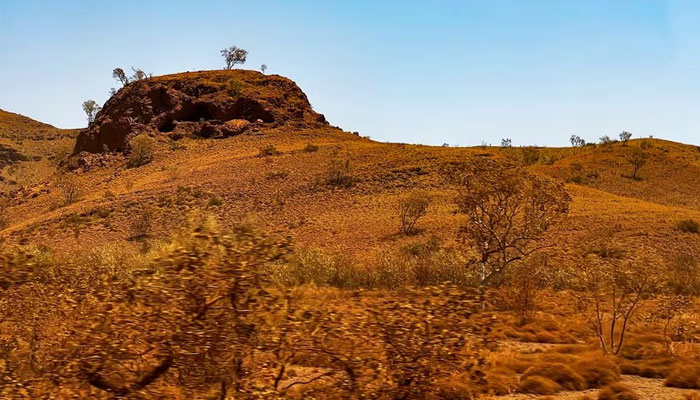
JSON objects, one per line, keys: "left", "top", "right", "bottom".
{"left": 619, "top": 131, "right": 632, "bottom": 146}
{"left": 501, "top": 138, "right": 512, "bottom": 148}
{"left": 221, "top": 46, "right": 248, "bottom": 69}
{"left": 81, "top": 100, "right": 101, "bottom": 126}
{"left": 112, "top": 68, "right": 130, "bottom": 86}
{"left": 626, "top": 147, "right": 648, "bottom": 180}
{"left": 570, "top": 134, "right": 586, "bottom": 154}
{"left": 261, "top": 64, "right": 268, "bottom": 74}
{"left": 456, "top": 159, "right": 570, "bottom": 307}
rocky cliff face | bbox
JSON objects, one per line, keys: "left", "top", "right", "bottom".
{"left": 74, "top": 70, "right": 328, "bottom": 154}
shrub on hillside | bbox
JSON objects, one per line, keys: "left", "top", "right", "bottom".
{"left": 669, "top": 253, "right": 700, "bottom": 295}
{"left": 519, "top": 146, "right": 540, "bottom": 166}
{"left": 326, "top": 159, "right": 354, "bottom": 188}
{"left": 396, "top": 190, "right": 431, "bottom": 235}
{"left": 258, "top": 145, "right": 282, "bottom": 157}
{"left": 56, "top": 173, "right": 81, "bottom": 206}
{"left": 676, "top": 219, "right": 700, "bottom": 233}
{"left": 129, "top": 207, "right": 154, "bottom": 239}
{"left": 127, "top": 134, "right": 155, "bottom": 168}
{"left": 303, "top": 143, "right": 319, "bottom": 152}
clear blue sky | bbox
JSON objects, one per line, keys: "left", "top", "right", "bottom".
{"left": 1, "top": 0, "right": 699, "bottom": 146}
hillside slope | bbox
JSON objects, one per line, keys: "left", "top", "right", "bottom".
{"left": 0, "top": 109, "right": 78, "bottom": 195}
{"left": 2, "top": 72, "right": 700, "bottom": 279}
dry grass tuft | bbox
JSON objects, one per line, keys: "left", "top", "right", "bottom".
{"left": 521, "top": 362, "right": 587, "bottom": 392}
{"left": 664, "top": 362, "right": 700, "bottom": 389}
{"left": 597, "top": 383, "right": 639, "bottom": 400}
{"left": 518, "top": 375, "right": 562, "bottom": 395}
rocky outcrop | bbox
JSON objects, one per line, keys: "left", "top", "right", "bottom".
{"left": 74, "top": 70, "right": 329, "bottom": 154}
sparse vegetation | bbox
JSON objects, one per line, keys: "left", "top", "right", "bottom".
{"left": 129, "top": 207, "right": 153, "bottom": 239}
{"left": 573, "top": 254, "right": 661, "bottom": 355}
{"left": 626, "top": 147, "right": 648, "bottom": 179}
{"left": 619, "top": 131, "right": 632, "bottom": 145}
{"left": 56, "top": 173, "right": 80, "bottom": 205}
{"left": 258, "top": 145, "right": 282, "bottom": 157}
{"left": 520, "top": 146, "right": 540, "bottom": 165}
{"left": 303, "top": 143, "right": 319, "bottom": 152}
{"left": 455, "top": 159, "right": 570, "bottom": 304}
{"left": 326, "top": 158, "right": 354, "bottom": 188}
{"left": 396, "top": 190, "right": 431, "bottom": 235}
{"left": 127, "top": 134, "right": 155, "bottom": 168}
{"left": 570, "top": 134, "right": 586, "bottom": 153}
{"left": 675, "top": 218, "right": 700, "bottom": 233}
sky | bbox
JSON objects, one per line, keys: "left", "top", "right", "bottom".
{"left": 1, "top": 0, "right": 700, "bottom": 146}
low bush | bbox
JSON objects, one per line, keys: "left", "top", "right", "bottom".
{"left": 665, "top": 362, "right": 700, "bottom": 389}
{"left": 676, "top": 219, "right": 700, "bottom": 233}
{"left": 520, "top": 362, "right": 586, "bottom": 391}
{"left": 258, "top": 145, "right": 282, "bottom": 157}
{"left": 618, "top": 357, "right": 676, "bottom": 379}
{"left": 326, "top": 159, "right": 354, "bottom": 188}
{"left": 127, "top": 134, "right": 155, "bottom": 168}
{"left": 519, "top": 376, "right": 562, "bottom": 395}
{"left": 396, "top": 190, "right": 431, "bottom": 235}
{"left": 597, "top": 383, "right": 638, "bottom": 400}
{"left": 303, "top": 143, "right": 319, "bottom": 152}
{"left": 572, "top": 357, "right": 620, "bottom": 388}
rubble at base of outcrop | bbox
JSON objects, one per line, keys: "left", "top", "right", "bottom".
{"left": 73, "top": 70, "right": 329, "bottom": 154}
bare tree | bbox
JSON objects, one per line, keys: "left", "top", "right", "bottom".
{"left": 112, "top": 68, "right": 130, "bottom": 86}
{"left": 573, "top": 254, "right": 661, "bottom": 355}
{"left": 56, "top": 173, "right": 80, "bottom": 206}
{"left": 397, "top": 190, "right": 431, "bottom": 235}
{"left": 261, "top": 64, "right": 268, "bottom": 74}
{"left": 501, "top": 138, "right": 512, "bottom": 148}
{"left": 81, "top": 100, "right": 101, "bottom": 125}
{"left": 455, "top": 159, "right": 570, "bottom": 306}
{"left": 221, "top": 46, "right": 248, "bottom": 69}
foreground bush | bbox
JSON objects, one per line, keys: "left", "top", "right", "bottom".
{"left": 0, "top": 220, "right": 495, "bottom": 398}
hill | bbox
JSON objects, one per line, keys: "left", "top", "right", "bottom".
{"left": 1, "top": 72, "right": 700, "bottom": 275}
{"left": 2, "top": 71, "right": 700, "bottom": 399}
{"left": 0, "top": 109, "right": 77, "bottom": 195}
